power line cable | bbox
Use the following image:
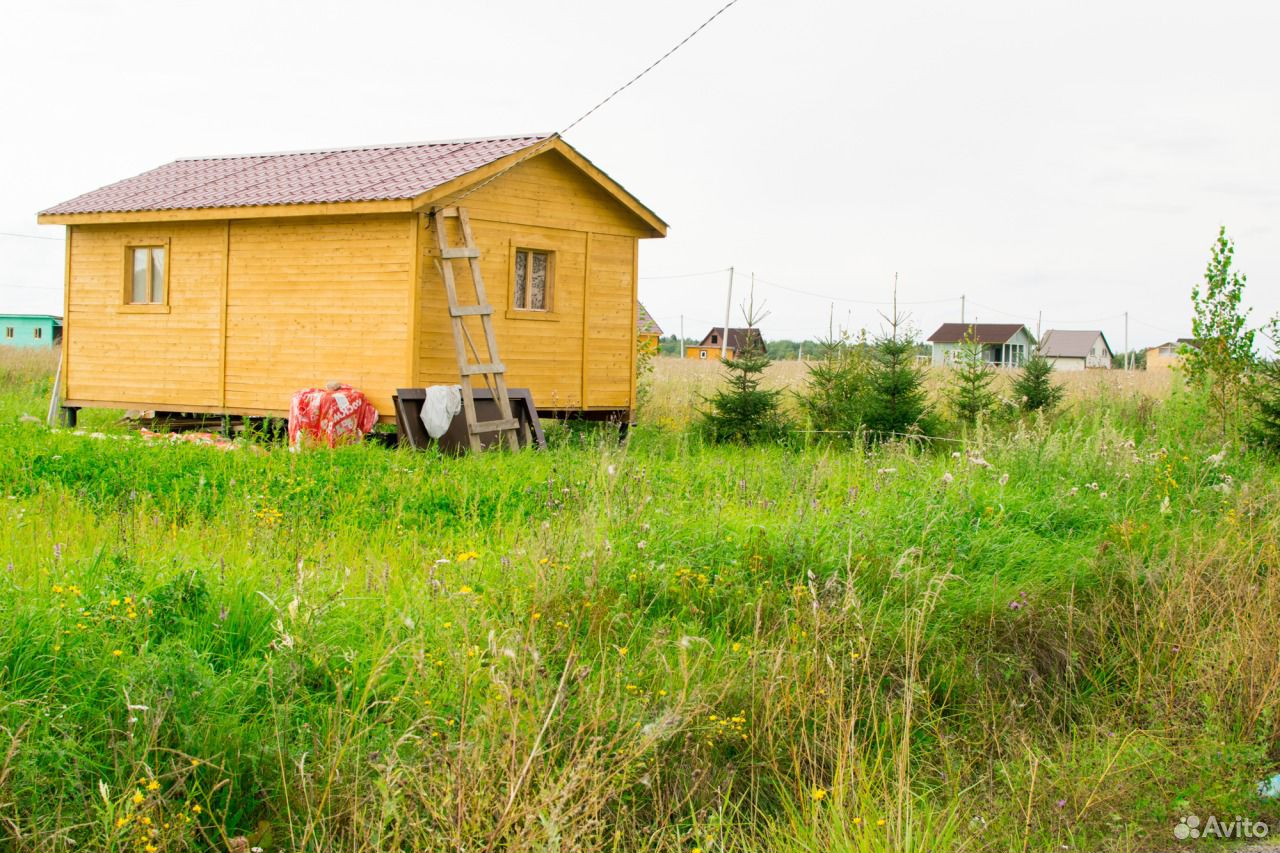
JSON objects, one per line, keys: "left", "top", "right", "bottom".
{"left": 639, "top": 268, "right": 731, "bottom": 280}
{"left": 967, "top": 299, "right": 1124, "bottom": 327}
{"left": 0, "top": 231, "right": 64, "bottom": 242}
{"left": 750, "top": 273, "right": 957, "bottom": 306}
{"left": 645, "top": 267, "right": 958, "bottom": 306}
{"left": 434, "top": 0, "right": 741, "bottom": 212}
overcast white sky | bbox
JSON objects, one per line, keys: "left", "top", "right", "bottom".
{"left": 2, "top": 0, "right": 1276, "bottom": 350}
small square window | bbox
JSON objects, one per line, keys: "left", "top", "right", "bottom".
{"left": 512, "top": 248, "right": 553, "bottom": 311}
{"left": 34, "top": 327, "right": 43, "bottom": 340}
{"left": 4, "top": 327, "right": 12, "bottom": 339}
{"left": 699, "top": 350, "right": 708, "bottom": 359}
{"left": 126, "top": 245, "right": 167, "bottom": 305}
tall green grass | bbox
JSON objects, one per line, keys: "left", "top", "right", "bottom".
{"left": 0, "top": 358, "right": 1277, "bottom": 851}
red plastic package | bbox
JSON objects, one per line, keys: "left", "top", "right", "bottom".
{"left": 288, "top": 383, "right": 379, "bottom": 447}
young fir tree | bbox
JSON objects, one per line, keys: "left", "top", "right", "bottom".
{"left": 1246, "top": 320, "right": 1280, "bottom": 452}
{"left": 1012, "top": 352, "right": 1064, "bottom": 413}
{"left": 864, "top": 297, "right": 930, "bottom": 439}
{"left": 796, "top": 318, "right": 871, "bottom": 443}
{"left": 699, "top": 286, "right": 790, "bottom": 444}
{"left": 947, "top": 332, "right": 997, "bottom": 427}
{"left": 1186, "top": 227, "right": 1257, "bottom": 434}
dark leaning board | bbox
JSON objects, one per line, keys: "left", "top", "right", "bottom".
{"left": 393, "top": 387, "right": 546, "bottom": 453}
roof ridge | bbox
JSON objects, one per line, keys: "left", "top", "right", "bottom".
{"left": 176, "top": 133, "right": 554, "bottom": 162}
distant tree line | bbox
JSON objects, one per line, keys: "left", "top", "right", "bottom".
{"left": 1112, "top": 349, "right": 1147, "bottom": 369}
{"left": 689, "top": 226, "right": 1280, "bottom": 454}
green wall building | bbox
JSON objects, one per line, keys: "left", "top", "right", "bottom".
{"left": 1, "top": 314, "right": 62, "bottom": 348}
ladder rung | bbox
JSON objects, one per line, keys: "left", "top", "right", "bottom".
{"left": 450, "top": 305, "right": 493, "bottom": 317}
{"left": 440, "top": 247, "right": 480, "bottom": 259}
{"left": 470, "top": 417, "right": 520, "bottom": 434}
{"left": 436, "top": 207, "right": 460, "bottom": 218}
{"left": 460, "top": 362, "right": 505, "bottom": 376}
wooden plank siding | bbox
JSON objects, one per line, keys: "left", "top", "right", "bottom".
{"left": 583, "top": 233, "right": 636, "bottom": 408}
{"left": 224, "top": 214, "right": 411, "bottom": 415}
{"left": 65, "top": 221, "right": 225, "bottom": 407}
{"left": 415, "top": 151, "right": 645, "bottom": 411}
{"left": 60, "top": 148, "right": 651, "bottom": 421}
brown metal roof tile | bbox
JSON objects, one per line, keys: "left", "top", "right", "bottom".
{"left": 40, "top": 134, "right": 551, "bottom": 215}
{"left": 927, "top": 323, "right": 1029, "bottom": 344}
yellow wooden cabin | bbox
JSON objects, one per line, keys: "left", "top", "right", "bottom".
{"left": 38, "top": 134, "right": 667, "bottom": 426}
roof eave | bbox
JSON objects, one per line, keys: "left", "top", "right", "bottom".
{"left": 409, "top": 136, "right": 668, "bottom": 238}
{"left": 37, "top": 198, "right": 414, "bottom": 225}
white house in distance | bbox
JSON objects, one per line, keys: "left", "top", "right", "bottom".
{"left": 1038, "top": 329, "right": 1113, "bottom": 370}
{"left": 927, "top": 323, "right": 1036, "bottom": 367}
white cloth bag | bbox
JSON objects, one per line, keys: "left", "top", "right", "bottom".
{"left": 420, "top": 385, "right": 463, "bottom": 439}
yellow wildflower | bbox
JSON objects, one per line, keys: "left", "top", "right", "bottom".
{"left": 112, "top": 649, "right": 123, "bottom": 657}
{"left": 146, "top": 779, "right": 160, "bottom": 791}
{"left": 131, "top": 791, "right": 144, "bottom": 805}
{"left": 811, "top": 787, "right": 827, "bottom": 802}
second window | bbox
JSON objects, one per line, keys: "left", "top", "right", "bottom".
{"left": 512, "top": 248, "right": 552, "bottom": 312}
{"left": 128, "top": 245, "right": 167, "bottom": 305}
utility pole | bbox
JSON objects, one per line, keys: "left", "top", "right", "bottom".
{"left": 679, "top": 314, "right": 684, "bottom": 359}
{"left": 1124, "top": 311, "right": 1130, "bottom": 371}
{"left": 1036, "top": 310, "right": 1042, "bottom": 341}
{"left": 960, "top": 294, "right": 966, "bottom": 324}
{"left": 721, "top": 266, "right": 734, "bottom": 360}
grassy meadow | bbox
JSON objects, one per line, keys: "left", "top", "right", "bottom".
{"left": 2, "top": 349, "right": 1278, "bottom": 852}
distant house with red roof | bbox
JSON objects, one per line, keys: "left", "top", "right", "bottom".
{"left": 686, "top": 327, "right": 765, "bottom": 361}
{"left": 636, "top": 302, "right": 664, "bottom": 354}
{"left": 37, "top": 134, "right": 666, "bottom": 426}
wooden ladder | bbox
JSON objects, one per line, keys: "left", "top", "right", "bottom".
{"left": 431, "top": 206, "right": 522, "bottom": 452}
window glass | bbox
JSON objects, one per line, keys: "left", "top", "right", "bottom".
{"left": 530, "top": 252, "right": 547, "bottom": 310}
{"left": 150, "top": 247, "right": 165, "bottom": 303}
{"left": 513, "top": 250, "right": 527, "bottom": 308}
{"left": 132, "top": 248, "right": 149, "bottom": 303}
